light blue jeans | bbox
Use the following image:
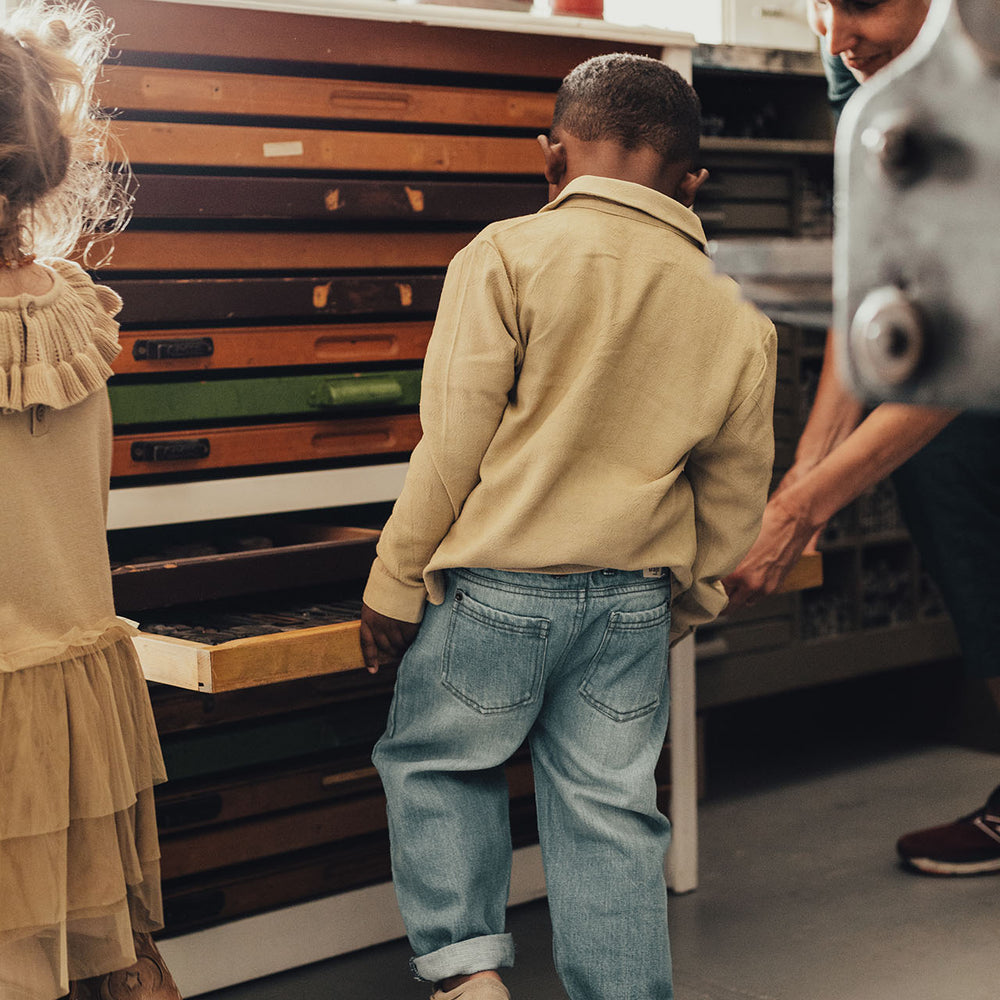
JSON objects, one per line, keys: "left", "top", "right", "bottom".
{"left": 372, "top": 567, "right": 674, "bottom": 999}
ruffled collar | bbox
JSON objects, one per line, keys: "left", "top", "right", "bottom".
{"left": 0, "top": 258, "right": 122, "bottom": 412}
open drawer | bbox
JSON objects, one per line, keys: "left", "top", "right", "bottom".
{"left": 111, "top": 519, "right": 379, "bottom": 692}
{"left": 132, "top": 615, "right": 364, "bottom": 693}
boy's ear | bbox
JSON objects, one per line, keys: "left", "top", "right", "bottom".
{"left": 676, "top": 167, "right": 710, "bottom": 208}
{"left": 537, "top": 133, "right": 567, "bottom": 187}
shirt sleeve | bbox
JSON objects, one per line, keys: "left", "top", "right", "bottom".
{"left": 363, "top": 235, "right": 522, "bottom": 622}
{"left": 670, "top": 315, "right": 777, "bottom": 642}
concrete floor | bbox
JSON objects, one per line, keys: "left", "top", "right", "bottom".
{"left": 195, "top": 708, "right": 1000, "bottom": 1000}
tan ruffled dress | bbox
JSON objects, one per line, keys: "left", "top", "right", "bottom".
{"left": 0, "top": 259, "right": 167, "bottom": 1000}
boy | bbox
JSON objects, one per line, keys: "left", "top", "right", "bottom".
{"left": 360, "top": 53, "right": 776, "bottom": 1000}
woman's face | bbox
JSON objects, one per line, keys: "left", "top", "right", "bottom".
{"left": 809, "top": 0, "right": 931, "bottom": 82}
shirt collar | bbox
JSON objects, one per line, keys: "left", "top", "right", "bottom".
{"left": 539, "top": 175, "right": 707, "bottom": 253}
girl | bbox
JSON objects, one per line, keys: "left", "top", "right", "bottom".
{"left": 0, "top": 2, "right": 181, "bottom": 997}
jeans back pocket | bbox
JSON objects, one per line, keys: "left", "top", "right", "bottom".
{"left": 579, "top": 602, "right": 670, "bottom": 722}
{"left": 442, "top": 589, "right": 549, "bottom": 714}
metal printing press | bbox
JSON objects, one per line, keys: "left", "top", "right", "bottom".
{"left": 836, "top": 0, "right": 1000, "bottom": 411}
{"left": 714, "top": 0, "right": 1000, "bottom": 413}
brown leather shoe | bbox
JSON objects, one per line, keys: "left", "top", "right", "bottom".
{"left": 91, "top": 933, "right": 182, "bottom": 1000}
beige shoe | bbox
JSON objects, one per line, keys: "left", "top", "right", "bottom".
{"left": 430, "top": 978, "right": 511, "bottom": 1000}
{"left": 91, "top": 933, "right": 182, "bottom": 1000}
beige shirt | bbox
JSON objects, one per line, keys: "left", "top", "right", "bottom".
{"left": 364, "top": 176, "right": 777, "bottom": 641}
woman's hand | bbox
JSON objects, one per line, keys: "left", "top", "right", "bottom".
{"left": 722, "top": 490, "right": 821, "bottom": 611}
{"left": 360, "top": 603, "right": 420, "bottom": 674}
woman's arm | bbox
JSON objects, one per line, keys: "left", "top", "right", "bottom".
{"left": 722, "top": 332, "right": 958, "bottom": 609}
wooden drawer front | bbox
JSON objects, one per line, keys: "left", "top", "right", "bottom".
{"left": 109, "top": 369, "right": 421, "bottom": 426}
{"left": 115, "top": 121, "right": 541, "bottom": 175}
{"left": 109, "top": 230, "right": 475, "bottom": 272}
{"left": 115, "top": 322, "right": 433, "bottom": 373}
{"left": 158, "top": 755, "right": 535, "bottom": 880}
{"left": 108, "top": 274, "right": 445, "bottom": 326}
{"left": 113, "top": 414, "right": 422, "bottom": 478}
{"left": 129, "top": 175, "right": 548, "bottom": 224}
{"left": 155, "top": 755, "right": 381, "bottom": 834}
{"left": 102, "top": 65, "right": 555, "bottom": 130}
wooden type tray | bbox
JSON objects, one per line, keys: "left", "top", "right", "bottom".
{"left": 108, "top": 369, "right": 422, "bottom": 426}
{"left": 112, "top": 413, "right": 422, "bottom": 478}
{"left": 114, "top": 322, "right": 432, "bottom": 375}
{"left": 133, "top": 618, "right": 364, "bottom": 693}
{"left": 107, "top": 274, "right": 445, "bottom": 326}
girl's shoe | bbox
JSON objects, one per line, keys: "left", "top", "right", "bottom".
{"left": 91, "top": 933, "right": 182, "bottom": 1000}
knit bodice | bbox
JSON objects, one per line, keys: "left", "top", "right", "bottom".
{"left": 0, "top": 258, "right": 122, "bottom": 412}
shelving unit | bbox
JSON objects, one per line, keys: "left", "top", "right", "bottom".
{"left": 690, "top": 45, "right": 959, "bottom": 708}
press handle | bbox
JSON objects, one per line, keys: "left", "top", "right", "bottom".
{"left": 132, "top": 337, "right": 215, "bottom": 361}
{"left": 130, "top": 438, "right": 211, "bottom": 463}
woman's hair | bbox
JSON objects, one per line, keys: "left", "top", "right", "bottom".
{"left": 0, "top": 0, "right": 131, "bottom": 265}
{"left": 552, "top": 53, "right": 701, "bottom": 167}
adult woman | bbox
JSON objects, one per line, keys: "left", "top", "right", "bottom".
{"left": 723, "top": 0, "right": 1000, "bottom": 876}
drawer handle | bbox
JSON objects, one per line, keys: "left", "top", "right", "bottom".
{"left": 132, "top": 337, "right": 215, "bottom": 361}
{"left": 311, "top": 376, "right": 405, "bottom": 409}
{"left": 130, "top": 438, "right": 211, "bottom": 463}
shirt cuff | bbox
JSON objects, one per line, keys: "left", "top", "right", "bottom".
{"left": 362, "top": 557, "right": 429, "bottom": 624}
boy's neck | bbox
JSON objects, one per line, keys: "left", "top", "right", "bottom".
{"left": 560, "top": 139, "right": 688, "bottom": 199}
{"left": 538, "top": 132, "right": 706, "bottom": 207}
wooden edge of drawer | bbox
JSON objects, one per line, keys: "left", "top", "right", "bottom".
{"left": 133, "top": 619, "right": 364, "bottom": 693}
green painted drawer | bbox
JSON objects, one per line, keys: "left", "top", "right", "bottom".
{"left": 109, "top": 369, "right": 421, "bottom": 425}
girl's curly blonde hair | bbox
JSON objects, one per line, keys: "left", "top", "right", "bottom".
{"left": 0, "top": 0, "right": 131, "bottom": 265}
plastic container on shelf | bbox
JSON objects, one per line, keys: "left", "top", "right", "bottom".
{"left": 552, "top": 0, "right": 604, "bottom": 17}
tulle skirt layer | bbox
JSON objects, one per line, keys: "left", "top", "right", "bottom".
{"left": 0, "top": 631, "right": 167, "bottom": 1000}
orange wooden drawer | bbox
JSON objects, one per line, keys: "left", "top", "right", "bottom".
{"left": 112, "top": 413, "right": 422, "bottom": 477}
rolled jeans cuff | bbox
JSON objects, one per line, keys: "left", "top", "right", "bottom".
{"left": 410, "top": 933, "right": 515, "bottom": 983}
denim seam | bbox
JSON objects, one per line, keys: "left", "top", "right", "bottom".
{"left": 456, "top": 568, "right": 665, "bottom": 599}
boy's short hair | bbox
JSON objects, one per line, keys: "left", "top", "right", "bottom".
{"left": 552, "top": 53, "right": 701, "bottom": 167}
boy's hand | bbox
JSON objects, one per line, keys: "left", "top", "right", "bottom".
{"left": 360, "top": 602, "right": 420, "bottom": 674}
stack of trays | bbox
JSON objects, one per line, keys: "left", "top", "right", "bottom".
{"left": 98, "top": 53, "right": 552, "bottom": 480}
